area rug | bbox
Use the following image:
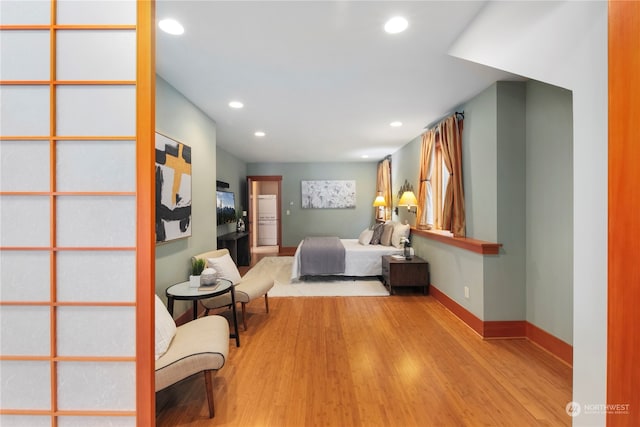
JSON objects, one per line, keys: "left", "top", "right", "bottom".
{"left": 250, "top": 256, "right": 389, "bottom": 297}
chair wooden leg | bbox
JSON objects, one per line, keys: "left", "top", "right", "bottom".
{"left": 203, "top": 370, "right": 215, "bottom": 418}
{"left": 241, "top": 302, "right": 247, "bottom": 330}
{"left": 264, "top": 294, "right": 269, "bottom": 313}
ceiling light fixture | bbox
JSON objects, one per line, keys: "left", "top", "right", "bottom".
{"left": 361, "top": 154, "right": 369, "bottom": 159}
{"left": 390, "top": 121, "right": 403, "bottom": 127}
{"left": 228, "top": 101, "right": 244, "bottom": 109}
{"left": 384, "top": 16, "right": 408, "bottom": 34}
{"left": 158, "top": 19, "right": 184, "bottom": 35}
{"left": 254, "top": 131, "right": 266, "bottom": 137}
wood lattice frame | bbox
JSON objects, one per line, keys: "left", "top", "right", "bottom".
{"left": 0, "top": 1, "right": 155, "bottom": 424}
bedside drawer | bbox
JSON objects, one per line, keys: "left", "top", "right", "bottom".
{"left": 381, "top": 255, "right": 429, "bottom": 295}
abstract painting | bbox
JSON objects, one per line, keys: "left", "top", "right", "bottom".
{"left": 301, "top": 180, "right": 356, "bottom": 209}
{"left": 155, "top": 132, "right": 192, "bottom": 243}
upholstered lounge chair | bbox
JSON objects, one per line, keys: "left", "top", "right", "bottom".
{"left": 192, "top": 249, "right": 274, "bottom": 330}
{"left": 155, "top": 310, "right": 229, "bottom": 418}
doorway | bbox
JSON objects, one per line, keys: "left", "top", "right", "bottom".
{"left": 247, "top": 176, "right": 282, "bottom": 262}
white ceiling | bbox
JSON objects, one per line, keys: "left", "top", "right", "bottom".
{"left": 156, "top": 1, "right": 520, "bottom": 163}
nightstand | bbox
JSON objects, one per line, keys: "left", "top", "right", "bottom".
{"left": 381, "top": 255, "right": 430, "bottom": 295}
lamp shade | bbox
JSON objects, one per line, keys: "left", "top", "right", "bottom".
{"left": 398, "top": 191, "right": 418, "bottom": 207}
{"left": 373, "top": 195, "right": 386, "bottom": 207}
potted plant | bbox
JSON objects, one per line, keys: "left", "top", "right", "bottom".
{"left": 190, "top": 258, "right": 206, "bottom": 288}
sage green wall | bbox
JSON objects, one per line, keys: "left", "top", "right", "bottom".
{"left": 216, "top": 146, "right": 247, "bottom": 236}
{"left": 395, "top": 80, "right": 573, "bottom": 344}
{"left": 484, "top": 82, "right": 526, "bottom": 321}
{"left": 463, "top": 84, "right": 498, "bottom": 241}
{"left": 389, "top": 136, "right": 421, "bottom": 227}
{"left": 246, "top": 162, "right": 378, "bottom": 246}
{"left": 155, "top": 76, "right": 218, "bottom": 316}
{"left": 525, "top": 80, "right": 573, "bottom": 343}
{"left": 412, "top": 236, "right": 486, "bottom": 317}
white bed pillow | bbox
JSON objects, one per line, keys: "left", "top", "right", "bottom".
{"left": 392, "top": 223, "right": 411, "bottom": 248}
{"left": 380, "top": 223, "right": 394, "bottom": 246}
{"left": 358, "top": 228, "right": 374, "bottom": 245}
{"left": 207, "top": 253, "right": 242, "bottom": 284}
{"left": 155, "top": 294, "right": 176, "bottom": 360}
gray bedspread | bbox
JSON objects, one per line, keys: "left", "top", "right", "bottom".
{"left": 300, "top": 236, "right": 346, "bottom": 276}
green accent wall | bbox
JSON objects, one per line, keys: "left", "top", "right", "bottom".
{"left": 247, "top": 162, "right": 378, "bottom": 246}
{"left": 525, "top": 80, "right": 573, "bottom": 343}
{"left": 216, "top": 146, "right": 247, "bottom": 236}
{"left": 155, "top": 76, "right": 218, "bottom": 315}
{"left": 484, "top": 81, "right": 526, "bottom": 321}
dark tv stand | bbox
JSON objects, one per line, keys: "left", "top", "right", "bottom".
{"left": 217, "top": 231, "right": 250, "bottom": 266}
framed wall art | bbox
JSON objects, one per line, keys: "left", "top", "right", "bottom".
{"left": 155, "top": 132, "right": 192, "bottom": 243}
{"left": 301, "top": 180, "right": 356, "bottom": 209}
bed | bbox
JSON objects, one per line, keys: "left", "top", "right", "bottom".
{"left": 290, "top": 223, "right": 412, "bottom": 281}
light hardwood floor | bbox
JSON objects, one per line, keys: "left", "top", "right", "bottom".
{"left": 156, "top": 293, "right": 572, "bottom": 426}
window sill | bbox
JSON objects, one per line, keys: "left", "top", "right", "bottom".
{"left": 411, "top": 228, "right": 502, "bottom": 255}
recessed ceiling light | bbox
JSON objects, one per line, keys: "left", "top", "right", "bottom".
{"left": 254, "top": 131, "right": 266, "bottom": 137}
{"left": 228, "top": 101, "right": 244, "bottom": 109}
{"left": 384, "top": 16, "right": 408, "bottom": 34}
{"left": 158, "top": 19, "right": 184, "bottom": 35}
{"left": 361, "top": 154, "right": 369, "bottom": 159}
{"left": 390, "top": 121, "right": 403, "bottom": 127}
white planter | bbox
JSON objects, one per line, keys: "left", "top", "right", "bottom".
{"left": 189, "top": 275, "right": 201, "bottom": 288}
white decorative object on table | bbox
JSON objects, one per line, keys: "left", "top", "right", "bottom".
{"left": 401, "top": 236, "right": 412, "bottom": 260}
{"left": 200, "top": 267, "right": 218, "bottom": 286}
{"left": 189, "top": 275, "right": 200, "bottom": 288}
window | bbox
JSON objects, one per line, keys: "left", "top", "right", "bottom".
{"left": 418, "top": 113, "right": 464, "bottom": 236}
{"left": 431, "top": 136, "right": 450, "bottom": 231}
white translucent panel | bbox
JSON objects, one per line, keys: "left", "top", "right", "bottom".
{"left": 0, "top": 361, "right": 51, "bottom": 410}
{"left": 0, "top": 196, "right": 50, "bottom": 247}
{"left": 56, "top": 0, "right": 136, "bottom": 25}
{"left": 57, "top": 30, "right": 136, "bottom": 81}
{"left": 0, "top": 140, "right": 50, "bottom": 192}
{"left": 58, "top": 416, "right": 136, "bottom": 427}
{"left": 0, "top": 415, "right": 51, "bottom": 427}
{"left": 0, "top": 86, "right": 50, "bottom": 136}
{"left": 56, "top": 140, "right": 135, "bottom": 192}
{"left": 0, "top": 251, "right": 50, "bottom": 302}
{"left": 57, "top": 361, "right": 135, "bottom": 410}
{"left": 0, "top": 1, "right": 50, "bottom": 25}
{"left": 0, "top": 30, "right": 50, "bottom": 80}
{"left": 56, "top": 196, "right": 135, "bottom": 247}
{"left": 0, "top": 306, "right": 50, "bottom": 356}
{"left": 57, "top": 251, "right": 135, "bottom": 302}
{"left": 56, "top": 86, "right": 135, "bottom": 137}
{"left": 57, "top": 306, "right": 135, "bottom": 357}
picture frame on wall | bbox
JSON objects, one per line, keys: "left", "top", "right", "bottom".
{"left": 155, "top": 132, "right": 192, "bottom": 243}
{"left": 301, "top": 180, "right": 356, "bottom": 209}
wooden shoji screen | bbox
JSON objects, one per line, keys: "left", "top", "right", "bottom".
{"left": 0, "top": 1, "right": 155, "bottom": 425}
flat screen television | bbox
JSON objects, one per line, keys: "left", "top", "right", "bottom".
{"left": 216, "top": 190, "right": 236, "bottom": 226}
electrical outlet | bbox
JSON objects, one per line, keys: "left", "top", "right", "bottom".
{"left": 464, "top": 286, "right": 470, "bottom": 299}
